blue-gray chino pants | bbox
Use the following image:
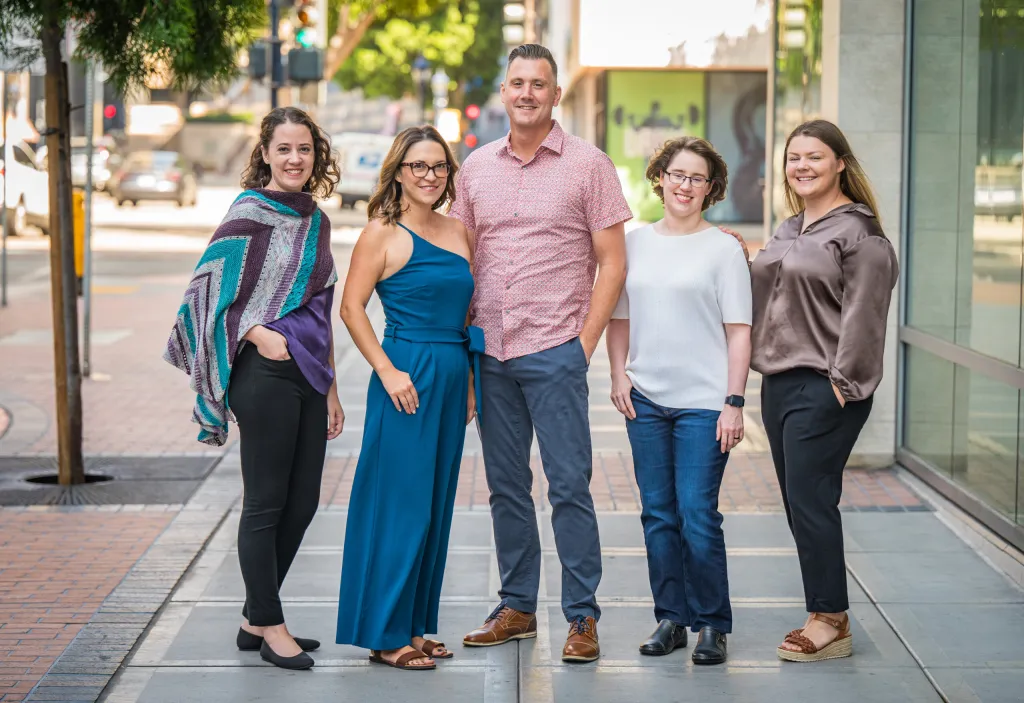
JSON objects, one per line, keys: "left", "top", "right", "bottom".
{"left": 478, "top": 337, "right": 602, "bottom": 622}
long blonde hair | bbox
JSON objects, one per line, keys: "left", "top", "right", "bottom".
{"left": 367, "top": 126, "right": 458, "bottom": 225}
{"left": 783, "top": 119, "right": 881, "bottom": 219}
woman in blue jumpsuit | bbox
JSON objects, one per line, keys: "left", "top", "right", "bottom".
{"left": 336, "top": 126, "right": 480, "bottom": 671}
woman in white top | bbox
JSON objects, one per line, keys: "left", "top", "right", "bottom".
{"left": 607, "top": 137, "right": 752, "bottom": 666}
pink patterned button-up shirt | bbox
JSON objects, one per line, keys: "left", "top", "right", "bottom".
{"left": 450, "top": 121, "right": 633, "bottom": 361}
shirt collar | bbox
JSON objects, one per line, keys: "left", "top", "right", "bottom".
{"left": 496, "top": 120, "right": 565, "bottom": 159}
{"left": 791, "top": 201, "right": 876, "bottom": 232}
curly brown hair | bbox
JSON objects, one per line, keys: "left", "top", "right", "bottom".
{"left": 645, "top": 136, "right": 728, "bottom": 211}
{"left": 367, "top": 125, "right": 458, "bottom": 225}
{"left": 240, "top": 107, "right": 341, "bottom": 200}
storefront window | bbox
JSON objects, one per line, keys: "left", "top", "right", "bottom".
{"left": 903, "top": 346, "right": 1021, "bottom": 523}
{"left": 904, "top": 0, "right": 1024, "bottom": 528}
{"left": 905, "top": 0, "right": 1024, "bottom": 364}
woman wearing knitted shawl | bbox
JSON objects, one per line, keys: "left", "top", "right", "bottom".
{"left": 165, "top": 108, "right": 344, "bottom": 670}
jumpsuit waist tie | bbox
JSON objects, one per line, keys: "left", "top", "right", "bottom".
{"left": 382, "top": 324, "right": 485, "bottom": 426}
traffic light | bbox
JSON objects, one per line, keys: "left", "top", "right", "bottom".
{"left": 294, "top": 0, "right": 318, "bottom": 48}
{"left": 287, "top": 47, "right": 323, "bottom": 83}
{"left": 101, "top": 83, "right": 125, "bottom": 133}
{"left": 464, "top": 103, "right": 481, "bottom": 151}
{"left": 248, "top": 40, "right": 268, "bottom": 79}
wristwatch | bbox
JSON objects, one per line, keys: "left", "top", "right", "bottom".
{"left": 725, "top": 395, "right": 745, "bottom": 408}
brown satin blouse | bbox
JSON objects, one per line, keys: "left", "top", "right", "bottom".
{"left": 750, "top": 203, "right": 899, "bottom": 401}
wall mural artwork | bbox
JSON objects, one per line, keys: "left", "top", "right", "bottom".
{"left": 605, "top": 71, "right": 706, "bottom": 223}
{"left": 605, "top": 69, "right": 766, "bottom": 224}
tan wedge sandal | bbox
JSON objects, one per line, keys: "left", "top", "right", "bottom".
{"left": 777, "top": 613, "right": 852, "bottom": 662}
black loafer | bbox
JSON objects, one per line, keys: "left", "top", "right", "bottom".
{"left": 692, "top": 626, "right": 727, "bottom": 665}
{"left": 639, "top": 619, "right": 688, "bottom": 656}
{"left": 259, "top": 640, "right": 314, "bottom": 670}
{"left": 238, "top": 628, "right": 320, "bottom": 652}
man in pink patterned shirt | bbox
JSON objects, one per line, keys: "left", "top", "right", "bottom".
{"left": 452, "top": 44, "right": 632, "bottom": 663}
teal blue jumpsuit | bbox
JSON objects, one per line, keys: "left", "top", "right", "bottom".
{"left": 336, "top": 222, "right": 478, "bottom": 650}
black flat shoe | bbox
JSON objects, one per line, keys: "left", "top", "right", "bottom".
{"left": 259, "top": 640, "right": 314, "bottom": 670}
{"left": 639, "top": 619, "right": 688, "bottom": 656}
{"left": 237, "top": 628, "right": 320, "bottom": 652}
{"left": 692, "top": 626, "right": 727, "bottom": 665}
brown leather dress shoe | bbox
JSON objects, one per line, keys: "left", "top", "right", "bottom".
{"left": 562, "top": 616, "right": 600, "bottom": 662}
{"left": 463, "top": 603, "right": 537, "bottom": 647}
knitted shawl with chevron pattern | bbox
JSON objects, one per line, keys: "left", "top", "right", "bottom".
{"left": 164, "top": 188, "right": 337, "bottom": 446}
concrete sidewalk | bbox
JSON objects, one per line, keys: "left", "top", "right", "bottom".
{"left": 91, "top": 460, "right": 1024, "bottom": 702}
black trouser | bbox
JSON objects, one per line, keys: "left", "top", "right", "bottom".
{"left": 229, "top": 345, "right": 327, "bottom": 627}
{"left": 760, "top": 368, "right": 872, "bottom": 613}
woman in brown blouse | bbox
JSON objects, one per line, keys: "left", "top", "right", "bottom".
{"left": 750, "top": 120, "right": 898, "bottom": 663}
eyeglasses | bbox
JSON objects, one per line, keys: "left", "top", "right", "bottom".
{"left": 664, "top": 171, "right": 711, "bottom": 187}
{"left": 400, "top": 161, "right": 450, "bottom": 178}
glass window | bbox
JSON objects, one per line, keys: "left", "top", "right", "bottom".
{"left": 954, "top": 365, "right": 1020, "bottom": 522}
{"left": 903, "top": 346, "right": 956, "bottom": 476}
{"left": 903, "top": 346, "right": 1022, "bottom": 523}
{"left": 1019, "top": 393, "right": 1024, "bottom": 525}
{"left": 906, "top": 0, "right": 1024, "bottom": 365}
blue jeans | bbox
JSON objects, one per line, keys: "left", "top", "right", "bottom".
{"left": 625, "top": 389, "right": 732, "bottom": 633}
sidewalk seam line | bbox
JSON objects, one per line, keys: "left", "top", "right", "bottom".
{"left": 844, "top": 562, "right": 950, "bottom": 703}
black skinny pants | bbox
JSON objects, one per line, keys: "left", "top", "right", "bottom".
{"left": 760, "top": 368, "right": 872, "bottom": 613}
{"left": 229, "top": 345, "right": 327, "bottom": 627}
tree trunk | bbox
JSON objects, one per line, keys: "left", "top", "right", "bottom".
{"left": 323, "top": 1, "right": 380, "bottom": 80}
{"left": 41, "top": 18, "right": 85, "bottom": 485}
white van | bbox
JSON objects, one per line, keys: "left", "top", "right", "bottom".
{"left": 331, "top": 132, "right": 395, "bottom": 209}
{"left": 2, "top": 140, "right": 50, "bottom": 236}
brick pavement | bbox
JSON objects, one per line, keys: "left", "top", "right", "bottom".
{"left": 0, "top": 510, "right": 175, "bottom": 702}
{"left": 320, "top": 450, "right": 925, "bottom": 513}
{"left": 0, "top": 275, "right": 219, "bottom": 457}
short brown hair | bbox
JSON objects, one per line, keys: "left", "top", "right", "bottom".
{"left": 507, "top": 44, "right": 558, "bottom": 82}
{"left": 241, "top": 107, "right": 340, "bottom": 200}
{"left": 645, "top": 136, "right": 728, "bottom": 211}
{"left": 367, "top": 125, "right": 459, "bottom": 226}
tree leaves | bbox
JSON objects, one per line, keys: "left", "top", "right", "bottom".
{"left": 0, "top": 0, "right": 264, "bottom": 93}
{"left": 334, "top": 0, "right": 503, "bottom": 107}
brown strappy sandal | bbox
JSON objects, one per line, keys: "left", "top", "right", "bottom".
{"left": 777, "top": 613, "right": 852, "bottom": 662}
{"left": 419, "top": 639, "right": 454, "bottom": 659}
{"left": 369, "top": 647, "right": 436, "bottom": 670}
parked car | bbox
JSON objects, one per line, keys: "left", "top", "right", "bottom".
{"left": 109, "top": 150, "right": 198, "bottom": 207}
{"left": 2, "top": 140, "right": 49, "bottom": 236}
{"left": 331, "top": 132, "right": 394, "bottom": 208}
{"left": 70, "top": 136, "right": 121, "bottom": 192}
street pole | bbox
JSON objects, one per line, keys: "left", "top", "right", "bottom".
{"left": 269, "top": 0, "right": 282, "bottom": 110}
{"left": 1, "top": 71, "right": 8, "bottom": 308}
{"left": 82, "top": 60, "right": 94, "bottom": 377}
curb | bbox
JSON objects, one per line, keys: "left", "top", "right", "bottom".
{"left": 26, "top": 449, "right": 242, "bottom": 703}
